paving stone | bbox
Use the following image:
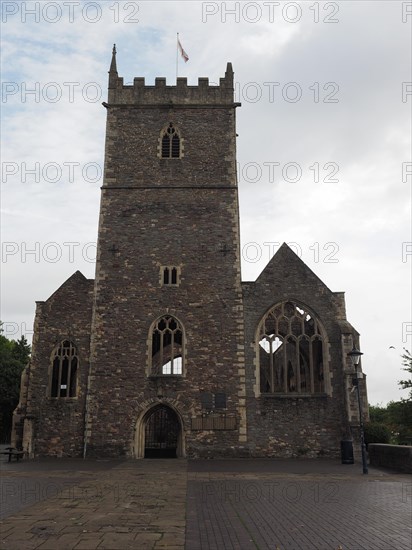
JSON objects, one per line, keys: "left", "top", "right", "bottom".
{"left": 0, "top": 540, "right": 44, "bottom": 550}
{"left": 133, "top": 532, "right": 162, "bottom": 542}
{"left": 2, "top": 459, "right": 412, "bottom": 550}
{"left": 73, "top": 539, "right": 101, "bottom": 550}
{"left": 37, "top": 537, "right": 74, "bottom": 550}
{"left": 1, "top": 530, "right": 37, "bottom": 542}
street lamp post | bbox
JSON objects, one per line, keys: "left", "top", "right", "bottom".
{"left": 348, "top": 346, "right": 368, "bottom": 474}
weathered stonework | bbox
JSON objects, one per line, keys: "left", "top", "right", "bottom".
{"left": 13, "top": 271, "right": 94, "bottom": 457}
{"left": 12, "top": 48, "right": 368, "bottom": 459}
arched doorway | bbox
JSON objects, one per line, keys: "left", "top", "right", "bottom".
{"left": 144, "top": 405, "right": 180, "bottom": 458}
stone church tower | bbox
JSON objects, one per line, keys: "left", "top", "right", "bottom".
{"left": 85, "top": 47, "right": 247, "bottom": 458}
{"left": 12, "top": 47, "right": 368, "bottom": 459}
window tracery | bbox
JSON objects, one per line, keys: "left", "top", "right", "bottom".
{"left": 150, "top": 316, "right": 184, "bottom": 375}
{"left": 50, "top": 340, "right": 78, "bottom": 398}
{"left": 160, "top": 123, "right": 181, "bottom": 159}
{"left": 258, "top": 302, "right": 326, "bottom": 394}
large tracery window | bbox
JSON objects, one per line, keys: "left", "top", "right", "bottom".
{"left": 50, "top": 340, "right": 78, "bottom": 398}
{"left": 160, "top": 123, "right": 181, "bottom": 159}
{"left": 150, "top": 316, "right": 184, "bottom": 376}
{"left": 258, "top": 301, "right": 326, "bottom": 395}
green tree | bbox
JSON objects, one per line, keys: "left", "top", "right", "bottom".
{"left": 399, "top": 349, "right": 412, "bottom": 399}
{"left": 368, "top": 401, "right": 412, "bottom": 445}
{"left": 368, "top": 350, "right": 412, "bottom": 445}
{"left": 0, "top": 324, "right": 31, "bottom": 442}
{"left": 368, "top": 403, "right": 388, "bottom": 424}
{"left": 386, "top": 399, "right": 412, "bottom": 445}
{"left": 11, "top": 335, "right": 31, "bottom": 365}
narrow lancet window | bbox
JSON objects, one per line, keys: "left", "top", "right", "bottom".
{"left": 160, "top": 123, "right": 181, "bottom": 159}
{"left": 50, "top": 340, "right": 78, "bottom": 398}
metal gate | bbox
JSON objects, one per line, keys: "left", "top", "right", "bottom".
{"left": 144, "top": 406, "right": 179, "bottom": 458}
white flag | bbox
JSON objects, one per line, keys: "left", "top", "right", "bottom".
{"left": 177, "top": 38, "right": 189, "bottom": 63}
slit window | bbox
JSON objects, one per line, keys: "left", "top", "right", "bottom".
{"left": 161, "top": 266, "right": 180, "bottom": 286}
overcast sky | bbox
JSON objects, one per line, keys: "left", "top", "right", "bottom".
{"left": 1, "top": 0, "right": 411, "bottom": 405}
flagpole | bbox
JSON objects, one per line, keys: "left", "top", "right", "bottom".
{"left": 176, "top": 32, "right": 179, "bottom": 80}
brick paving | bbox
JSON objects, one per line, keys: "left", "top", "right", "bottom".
{"left": 1, "top": 459, "right": 187, "bottom": 549}
{"left": 186, "top": 474, "right": 411, "bottom": 549}
{"left": 1, "top": 456, "right": 411, "bottom": 550}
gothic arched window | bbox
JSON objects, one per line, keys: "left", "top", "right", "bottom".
{"left": 50, "top": 340, "right": 78, "bottom": 398}
{"left": 160, "top": 123, "right": 181, "bottom": 159}
{"left": 258, "top": 301, "right": 326, "bottom": 395}
{"left": 150, "top": 316, "right": 184, "bottom": 376}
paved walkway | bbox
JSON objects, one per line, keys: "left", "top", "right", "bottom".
{"left": 1, "top": 456, "right": 411, "bottom": 550}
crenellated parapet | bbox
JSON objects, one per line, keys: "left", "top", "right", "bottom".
{"left": 107, "top": 45, "right": 235, "bottom": 106}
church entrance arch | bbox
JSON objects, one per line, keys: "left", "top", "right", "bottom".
{"left": 134, "top": 404, "right": 184, "bottom": 458}
{"left": 145, "top": 405, "right": 179, "bottom": 458}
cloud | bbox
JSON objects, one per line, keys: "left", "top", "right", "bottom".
{"left": 1, "top": 0, "right": 411, "bottom": 404}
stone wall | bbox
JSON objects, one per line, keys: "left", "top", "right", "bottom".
{"left": 242, "top": 244, "right": 360, "bottom": 457}
{"left": 108, "top": 57, "right": 235, "bottom": 106}
{"left": 369, "top": 444, "right": 412, "bottom": 473}
{"left": 21, "top": 271, "right": 94, "bottom": 457}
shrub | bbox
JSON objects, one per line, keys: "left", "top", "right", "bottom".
{"left": 364, "top": 422, "right": 391, "bottom": 447}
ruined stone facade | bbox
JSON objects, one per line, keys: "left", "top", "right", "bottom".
{"left": 12, "top": 49, "right": 368, "bottom": 459}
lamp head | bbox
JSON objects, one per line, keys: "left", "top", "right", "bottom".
{"left": 348, "top": 346, "right": 363, "bottom": 367}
